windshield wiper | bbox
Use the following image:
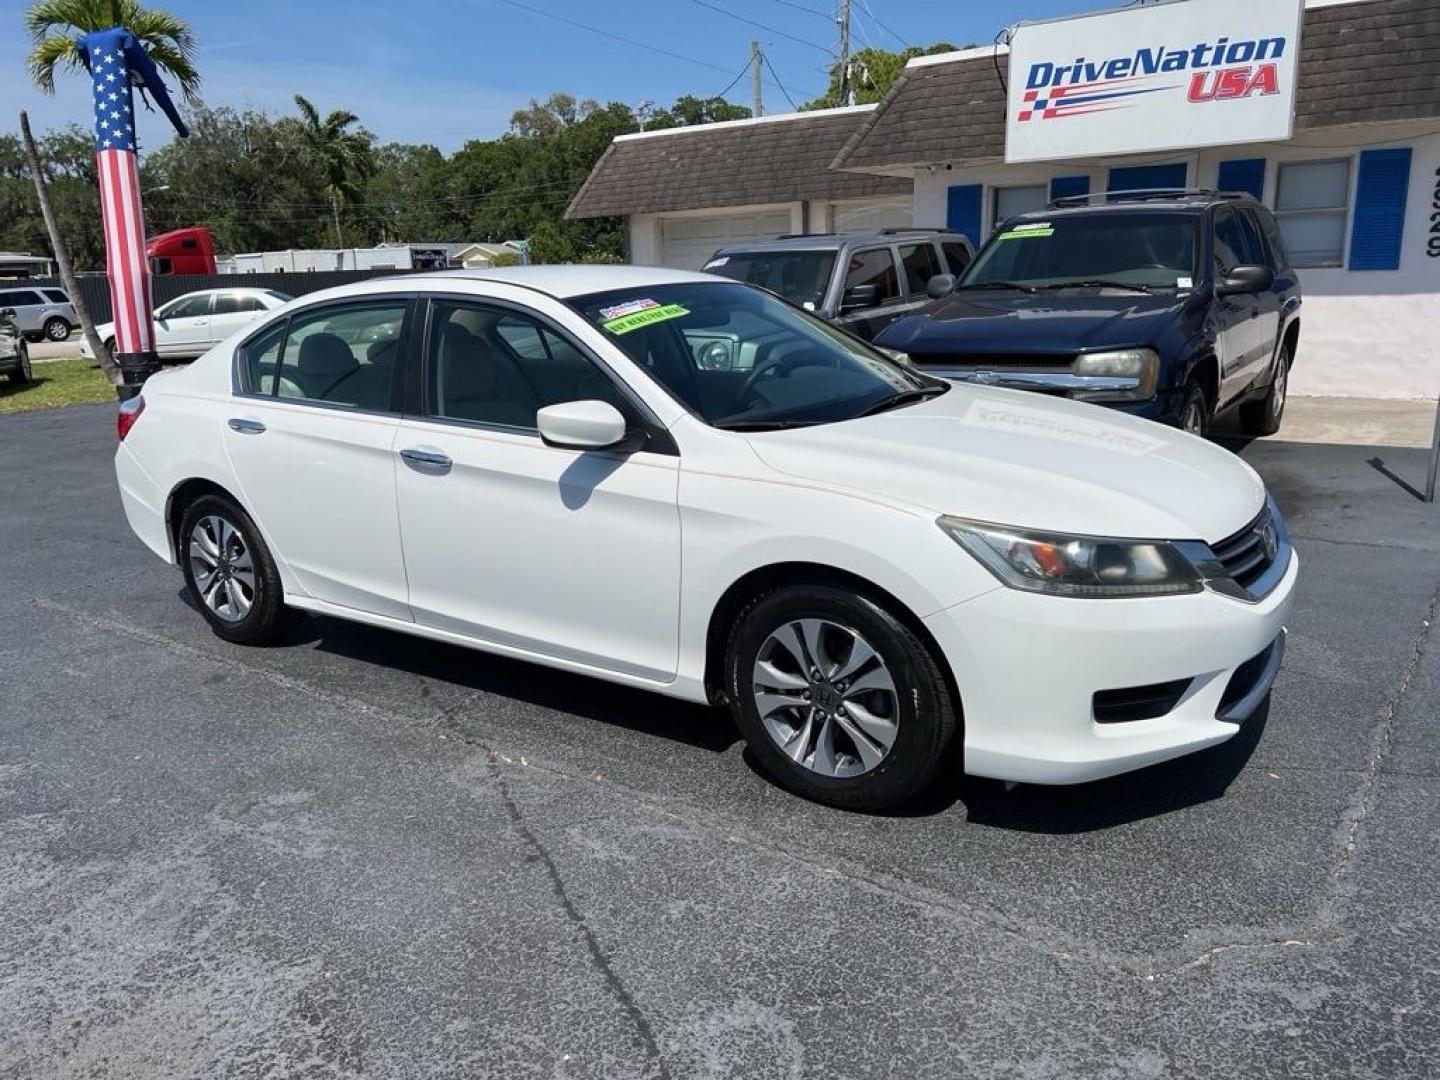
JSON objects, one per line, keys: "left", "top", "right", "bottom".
{"left": 956, "top": 280, "right": 1039, "bottom": 294}
{"left": 856, "top": 386, "right": 949, "bottom": 418}
{"left": 713, "top": 419, "right": 819, "bottom": 432}
{"left": 1037, "top": 279, "right": 1161, "bottom": 294}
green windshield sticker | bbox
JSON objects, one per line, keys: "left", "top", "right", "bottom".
{"left": 997, "top": 227, "right": 1054, "bottom": 240}
{"left": 602, "top": 303, "right": 690, "bottom": 335}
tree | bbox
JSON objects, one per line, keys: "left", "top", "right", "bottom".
{"left": 808, "top": 44, "right": 960, "bottom": 109}
{"left": 23, "top": 0, "right": 201, "bottom": 388}
{"left": 293, "top": 94, "right": 377, "bottom": 247}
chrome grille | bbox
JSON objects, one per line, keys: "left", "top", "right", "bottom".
{"left": 1212, "top": 506, "right": 1278, "bottom": 592}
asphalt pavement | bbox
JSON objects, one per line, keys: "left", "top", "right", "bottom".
{"left": 1, "top": 403, "right": 1437, "bottom": 1079}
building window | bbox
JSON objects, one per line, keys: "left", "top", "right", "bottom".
{"left": 1274, "top": 159, "right": 1351, "bottom": 268}
{"left": 992, "top": 185, "right": 1049, "bottom": 231}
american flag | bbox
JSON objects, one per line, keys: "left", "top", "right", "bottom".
{"left": 89, "top": 45, "right": 153, "bottom": 355}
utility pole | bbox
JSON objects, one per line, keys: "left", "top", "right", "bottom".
{"left": 837, "top": 0, "right": 854, "bottom": 106}
{"left": 751, "top": 40, "right": 764, "bottom": 117}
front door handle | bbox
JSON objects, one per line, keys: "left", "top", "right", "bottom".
{"left": 400, "top": 447, "right": 452, "bottom": 471}
{"left": 227, "top": 417, "right": 266, "bottom": 434}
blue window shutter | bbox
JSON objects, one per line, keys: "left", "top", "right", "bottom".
{"left": 1217, "top": 158, "right": 1265, "bottom": 201}
{"left": 1349, "top": 148, "right": 1412, "bottom": 271}
{"left": 1106, "top": 163, "right": 1188, "bottom": 197}
{"left": 946, "top": 184, "right": 982, "bottom": 245}
{"left": 1050, "top": 175, "right": 1090, "bottom": 202}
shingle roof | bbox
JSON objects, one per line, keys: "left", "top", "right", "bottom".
{"left": 565, "top": 107, "right": 912, "bottom": 220}
{"left": 834, "top": 0, "right": 1440, "bottom": 172}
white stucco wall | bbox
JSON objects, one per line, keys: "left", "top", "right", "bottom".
{"left": 910, "top": 124, "right": 1440, "bottom": 399}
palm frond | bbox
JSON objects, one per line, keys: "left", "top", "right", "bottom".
{"left": 25, "top": 0, "right": 201, "bottom": 101}
{"left": 25, "top": 33, "right": 83, "bottom": 95}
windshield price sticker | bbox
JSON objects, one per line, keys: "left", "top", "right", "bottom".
{"left": 602, "top": 303, "right": 691, "bottom": 335}
{"left": 999, "top": 223, "right": 1054, "bottom": 240}
{"left": 598, "top": 298, "right": 660, "bottom": 321}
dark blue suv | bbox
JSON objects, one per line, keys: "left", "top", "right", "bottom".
{"left": 873, "top": 191, "right": 1302, "bottom": 436}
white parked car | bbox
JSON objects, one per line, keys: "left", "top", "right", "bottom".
{"left": 114, "top": 267, "right": 1297, "bottom": 809}
{"left": 81, "top": 287, "right": 292, "bottom": 361}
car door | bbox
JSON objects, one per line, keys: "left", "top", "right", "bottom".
{"left": 209, "top": 292, "right": 270, "bottom": 347}
{"left": 832, "top": 247, "right": 910, "bottom": 340}
{"left": 223, "top": 296, "right": 414, "bottom": 619}
{"left": 0, "top": 289, "right": 45, "bottom": 336}
{"left": 153, "top": 293, "right": 213, "bottom": 357}
{"left": 1238, "top": 206, "right": 1283, "bottom": 384}
{"left": 1211, "top": 208, "right": 1264, "bottom": 404}
{"left": 393, "top": 296, "right": 682, "bottom": 681}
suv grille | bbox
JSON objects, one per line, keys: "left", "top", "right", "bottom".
{"left": 1212, "top": 506, "right": 1278, "bottom": 592}
{"left": 909, "top": 353, "right": 1073, "bottom": 372}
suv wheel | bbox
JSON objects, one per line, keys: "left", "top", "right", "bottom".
{"left": 724, "top": 584, "right": 958, "bottom": 810}
{"left": 44, "top": 317, "right": 70, "bottom": 342}
{"left": 8, "top": 343, "right": 32, "bottom": 385}
{"left": 1178, "top": 379, "right": 1210, "bottom": 438}
{"left": 1239, "top": 342, "right": 1291, "bottom": 437}
{"left": 179, "top": 494, "right": 300, "bottom": 645}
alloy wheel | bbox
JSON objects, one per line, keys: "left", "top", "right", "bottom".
{"left": 18, "top": 348, "right": 31, "bottom": 382}
{"left": 1271, "top": 354, "right": 1288, "bottom": 419}
{"left": 752, "top": 618, "right": 899, "bottom": 778}
{"left": 1182, "top": 399, "right": 1206, "bottom": 435}
{"left": 46, "top": 320, "right": 68, "bottom": 342}
{"left": 188, "top": 515, "right": 255, "bottom": 623}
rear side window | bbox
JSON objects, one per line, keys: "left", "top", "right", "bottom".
{"left": 898, "top": 244, "right": 943, "bottom": 296}
{"left": 213, "top": 294, "right": 266, "bottom": 315}
{"left": 42, "top": 290, "right": 70, "bottom": 304}
{"left": 941, "top": 242, "right": 972, "bottom": 274}
{"left": 843, "top": 249, "right": 899, "bottom": 304}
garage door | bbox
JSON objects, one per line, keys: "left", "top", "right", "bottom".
{"left": 831, "top": 196, "right": 912, "bottom": 234}
{"left": 660, "top": 211, "right": 793, "bottom": 270}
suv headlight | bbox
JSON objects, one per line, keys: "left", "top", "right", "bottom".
{"left": 1071, "top": 348, "right": 1158, "bottom": 402}
{"left": 938, "top": 516, "right": 1202, "bottom": 598}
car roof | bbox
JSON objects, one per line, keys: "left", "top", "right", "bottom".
{"left": 712, "top": 230, "right": 965, "bottom": 256}
{"left": 414, "top": 264, "right": 718, "bottom": 298}
{"left": 1016, "top": 192, "right": 1263, "bottom": 221}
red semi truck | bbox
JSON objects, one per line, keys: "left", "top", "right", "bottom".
{"left": 146, "top": 227, "right": 216, "bottom": 275}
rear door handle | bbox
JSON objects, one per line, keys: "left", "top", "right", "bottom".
{"left": 227, "top": 417, "right": 266, "bottom": 434}
{"left": 400, "top": 447, "right": 452, "bottom": 471}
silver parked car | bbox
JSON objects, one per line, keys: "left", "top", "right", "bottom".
{"left": 0, "top": 285, "right": 78, "bottom": 342}
{"left": 0, "top": 306, "right": 33, "bottom": 385}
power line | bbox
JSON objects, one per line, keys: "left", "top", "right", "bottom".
{"left": 856, "top": 0, "right": 909, "bottom": 49}
{"left": 710, "top": 55, "right": 755, "bottom": 102}
{"left": 769, "top": 0, "right": 830, "bottom": 17}
{"left": 492, "top": 0, "right": 734, "bottom": 73}
{"left": 688, "top": 0, "right": 835, "bottom": 55}
{"left": 760, "top": 49, "right": 801, "bottom": 111}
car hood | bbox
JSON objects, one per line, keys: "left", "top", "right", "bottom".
{"left": 877, "top": 290, "right": 1185, "bottom": 356}
{"left": 744, "top": 386, "right": 1263, "bottom": 545}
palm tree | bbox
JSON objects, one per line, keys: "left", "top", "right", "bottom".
{"left": 23, "top": 0, "right": 200, "bottom": 391}
{"left": 294, "top": 95, "right": 376, "bottom": 248}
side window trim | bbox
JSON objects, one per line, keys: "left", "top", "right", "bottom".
{"left": 413, "top": 292, "right": 677, "bottom": 455}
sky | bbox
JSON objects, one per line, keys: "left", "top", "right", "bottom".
{"left": 4, "top": 0, "right": 1116, "bottom": 153}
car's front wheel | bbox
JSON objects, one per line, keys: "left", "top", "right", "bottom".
{"left": 8, "top": 343, "right": 32, "bottom": 385}
{"left": 44, "top": 317, "right": 70, "bottom": 342}
{"left": 1177, "top": 379, "right": 1210, "bottom": 438}
{"left": 725, "top": 584, "right": 959, "bottom": 810}
{"left": 179, "top": 494, "right": 299, "bottom": 645}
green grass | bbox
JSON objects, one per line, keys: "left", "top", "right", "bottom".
{"left": 0, "top": 357, "right": 116, "bottom": 414}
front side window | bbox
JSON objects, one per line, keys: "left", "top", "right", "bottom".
{"left": 427, "top": 302, "right": 627, "bottom": 429}
{"left": 1274, "top": 159, "right": 1351, "bottom": 267}
{"left": 569, "top": 282, "right": 941, "bottom": 431}
{"left": 159, "top": 295, "right": 211, "bottom": 319}
{"left": 1213, "top": 209, "right": 1248, "bottom": 276}
{"left": 961, "top": 212, "right": 1199, "bottom": 291}
{"left": 898, "top": 243, "right": 943, "bottom": 296}
{"left": 275, "top": 301, "right": 407, "bottom": 409}
{"left": 842, "top": 249, "right": 900, "bottom": 306}
{"left": 704, "top": 251, "right": 836, "bottom": 310}
{"left": 941, "top": 242, "right": 972, "bottom": 275}
{"left": 3, "top": 290, "right": 43, "bottom": 308}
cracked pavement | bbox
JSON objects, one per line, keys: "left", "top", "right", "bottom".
{"left": 1, "top": 403, "right": 1437, "bottom": 1078}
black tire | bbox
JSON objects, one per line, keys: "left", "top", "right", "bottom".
{"left": 44, "top": 317, "right": 70, "bottom": 342}
{"left": 1177, "top": 378, "right": 1210, "bottom": 438}
{"left": 724, "top": 583, "right": 959, "bottom": 811}
{"left": 1239, "top": 341, "right": 1291, "bottom": 437}
{"left": 8, "top": 344, "right": 32, "bottom": 385}
{"left": 178, "top": 493, "right": 300, "bottom": 645}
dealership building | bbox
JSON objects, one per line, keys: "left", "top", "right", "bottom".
{"left": 568, "top": 0, "right": 1439, "bottom": 399}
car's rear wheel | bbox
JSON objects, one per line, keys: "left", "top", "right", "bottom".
{"left": 1239, "top": 342, "right": 1291, "bottom": 437}
{"left": 725, "top": 584, "right": 958, "bottom": 810}
{"left": 44, "top": 317, "right": 70, "bottom": 342}
{"left": 1178, "top": 379, "right": 1210, "bottom": 438}
{"left": 8, "top": 343, "right": 32, "bottom": 384}
{"left": 179, "top": 494, "right": 299, "bottom": 645}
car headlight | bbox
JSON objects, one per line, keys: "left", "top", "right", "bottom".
{"left": 697, "top": 340, "right": 734, "bottom": 371}
{"left": 1071, "top": 348, "right": 1158, "bottom": 402}
{"left": 938, "top": 516, "right": 1203, "bottom": 598}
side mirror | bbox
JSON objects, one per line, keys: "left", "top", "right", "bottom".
{"left": 840, "top": 283, "right": 880, "bottom": 312}
{"left": 537, "top": 400, "right": 634, "bottom": 451}
{"left": 926, "top": 274, "right": 956, "bottom": 300}
{"left": 0, "top": 308, "right": 14, "bottom": 319}
{"left": 1217, "top": 264, "right": 1275, "bottom": 296}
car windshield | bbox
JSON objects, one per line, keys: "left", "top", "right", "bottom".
{"left": 569, "top": 282, "right": 943, "bottom": 430}
{"left": 703, "top": 251, "right": 837, "bottom": 310}
{"left": 961, "top": 212, "right": 1199, "bottom": 291}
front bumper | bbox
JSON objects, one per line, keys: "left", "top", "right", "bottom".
{"left": 924, "top": 547, "right": 1298, "bottom": 785}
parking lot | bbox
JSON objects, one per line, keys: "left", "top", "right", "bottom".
{"left": 1, "top": 401, "right": 1437, "bottom": 1078}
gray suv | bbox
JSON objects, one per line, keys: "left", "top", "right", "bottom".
{"left": 0, "top": 307, "right": 33, "bottom": 385}
{"left": 0, "top": 286, "right": 78, "bottom": 342}
{"left": 702, "top": 229, "right": 975, "bottom": 341}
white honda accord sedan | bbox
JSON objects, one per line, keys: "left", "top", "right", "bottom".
{"left": 114, "top": 266, "right": 1297, "bottom": 809}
